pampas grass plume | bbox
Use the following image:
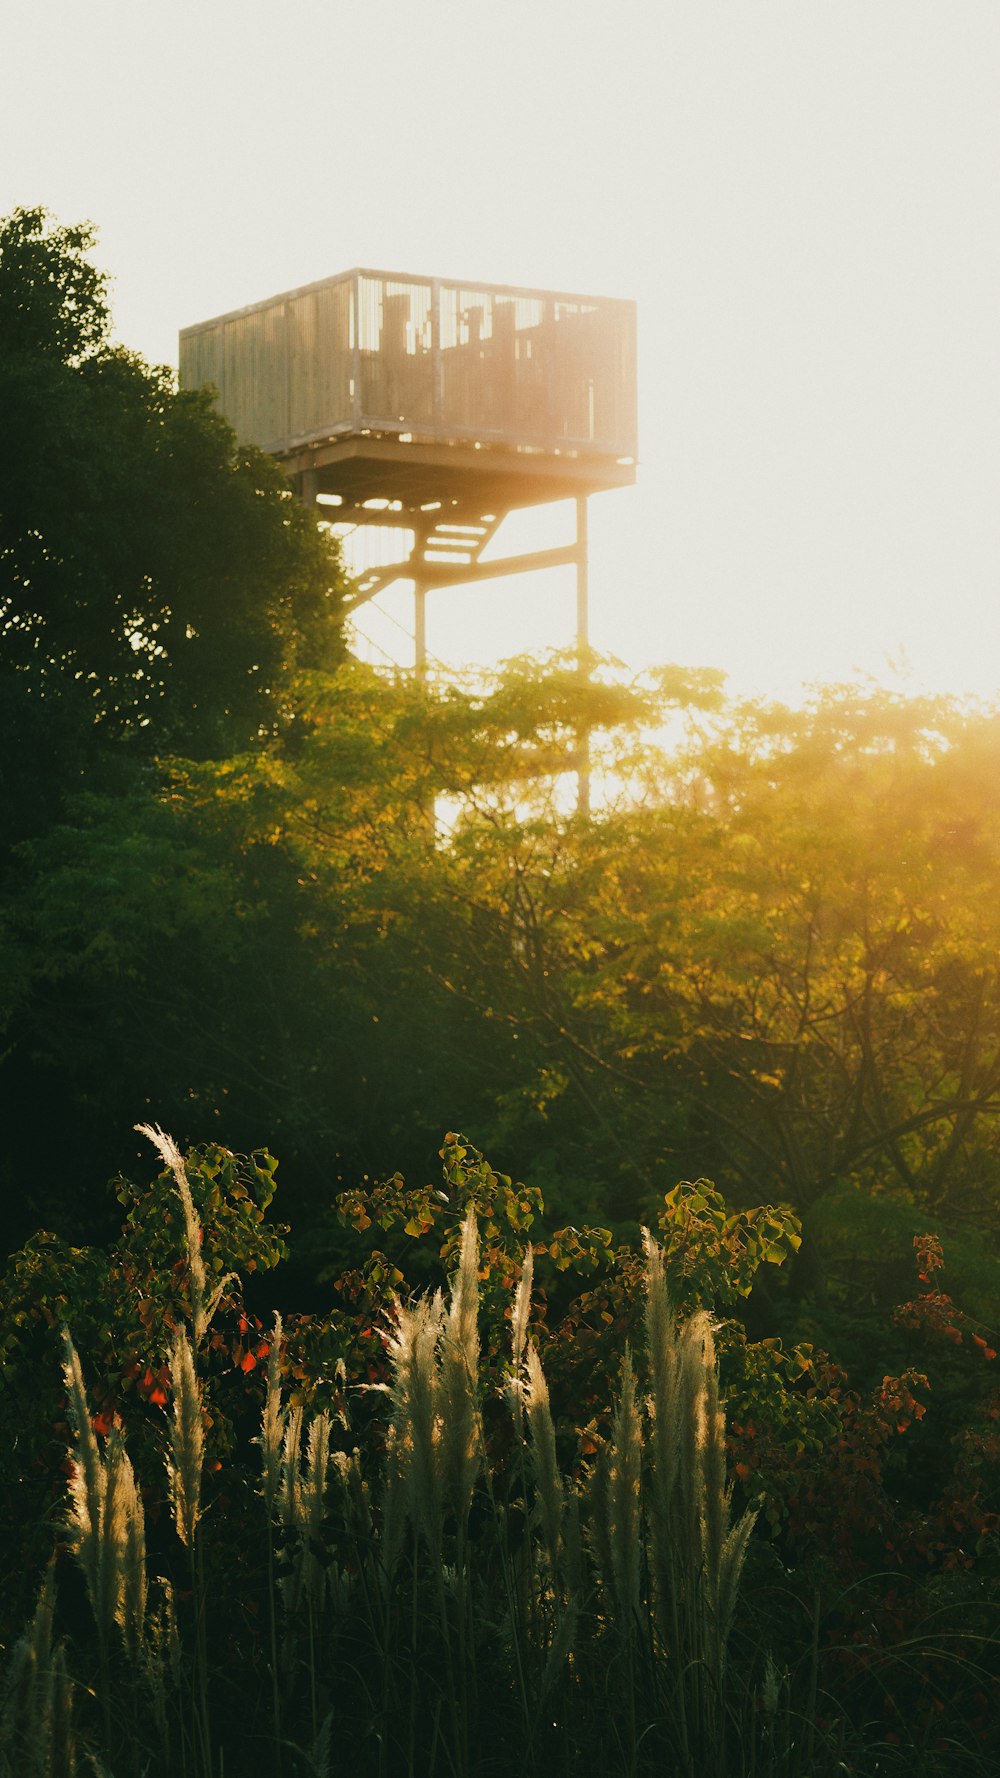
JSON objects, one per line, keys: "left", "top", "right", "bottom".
{"left": 61, "top": 1333, "right": 105, "bottom": 1624}
{"left": 441, "top": 1207, "right": 481, "bottom": 1523}
{"left": 386, "top": 1290, "right": 444, "bottom": 1551}
{"left": 524, "top": 1341, "right": 563, "bottom": 1574}
{"left": 278, "top": 1401, "right": 305, "bottom": 1530}
{"left": 300, "top": 1411, "right": 333, "bottom": 1607}
{"left": 135, "top": 1122, "right": 236, "bottom": 1344}
{"left": 607, "top": 1348, "right": 643, "bottom": 1631}
{"left": 167, "top": 1323, "right": 205, "bottom": 1549}
{"left": 260, "top": 1311, "right": 285, "bottom": 1514}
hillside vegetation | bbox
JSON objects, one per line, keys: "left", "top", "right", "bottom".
{"left": 1, "top": 212, "right": 998, "bottom": 1775}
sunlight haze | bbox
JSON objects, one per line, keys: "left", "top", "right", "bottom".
{"left": 3, "top": 0, "right": 998, "bottom": 702}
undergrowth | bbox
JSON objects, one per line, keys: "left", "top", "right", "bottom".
{"left": 1, "top": 1127, "right": 997, "bottom": 1777}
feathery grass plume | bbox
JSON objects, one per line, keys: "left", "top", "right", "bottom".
{"left": 440, "top": 1207, "right": 481, "bottom": 1523}
{"left": 506, "top": 1243, "right": 534, "bottom": 1417}
{"left": 606, "top": 1348, "right": 644, "bottom": 1633}
{"left": 523, "top": 1341, "right": 563, "bottom": 1574}
{"left": 643, "top": 1233, "right": 759, "bottom": 1742}
{"left": 385, "top": 1289, "right": 445, "bottom": 1552}
{"left": 165, "top": 1323, "right": 213, "bottom": 1778}
{"left": 117, "top": 1442, "right": 148, "bottom": 1653}
{"left": 678, "top": 1311, "right": 714, "bottom": 1583}
{"left": 261, "top": 1336, "right": 290, "bottom": 1778}
{"left": 716, "top": 1503, "right": 759, "bottom": 1664}
{"left": 277, "top": 1401, "right": 308, "bottom": 1622}
{"left": 60, "top": 1343, "right": 150, "bottom": 1753}
{"left": 136, "top": 1123, "right": 208, "bottom": 1341}
{"left": 511, "top": 1243, "right": 533, "bottom": 1371}
{"left": 641, "top": 1229, "right": 680, "bottom": 1516}
{"left": 0, "top": 1563, "right": 75, "bottom": 1778}
{"left": 333, "top": 1447, "right": 372, "bottom": 1541}
{"left": 167, "top": 1323, "right": 205, "bottom": 1549}
{"left": 48, "top": 1644, "right": 76, "bottom": 1778}
{"left": 61, "top": 1333, "right": 106, "bottom": 1626}
{"left": 258, "top": 1311, "right": 285, "bottom": 1513}
{"left": 135, "top": 1122, "right": 236, "bottom": 1345}
{"left": 699, "top": 1321, "right": 728, "bottom": 1601}
{"left": 96, "top": 1428, "right": 131, "bottom": 1650}
{"left": 637, "top": 1237, "right": 683, "bottom": 1664}
{"left": 278, "top": 1401, "right": 305, "bottom": 1529}
{"left": 298, "top": 1411, "right": 333, "bottom": 1610}
{"left": 278, "top": 1411, "right": 333, "bottom": 1748}
{"left": 679, "top": 1307, "right": 753, "bottom": 1710}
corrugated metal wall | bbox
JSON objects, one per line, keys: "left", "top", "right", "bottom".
{"left": 179, "top": 272, "right": 636, "bottom": 460}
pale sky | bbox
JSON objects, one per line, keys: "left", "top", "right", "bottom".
{"left": 3, "top": 1, "right": 999, "bottom": 702}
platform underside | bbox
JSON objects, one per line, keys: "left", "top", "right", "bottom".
{"left": 281, "top": 433, "right": 636, "bottom": 524}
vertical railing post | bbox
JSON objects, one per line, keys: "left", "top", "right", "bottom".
{"left": 431, "top": 278, "right": 442, "bottom": 430}
{"left": 281, "top": 300, "right": 290, "bottom": 445}
{"left": 351, "top": 272, "right": 362, "bottom": 431}
{"left": 576, "top": 494, "right": 591, "bottom": 818}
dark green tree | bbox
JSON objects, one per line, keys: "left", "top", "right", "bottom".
{"left": 0, "top": 206, "right": 346, "bottom": 848}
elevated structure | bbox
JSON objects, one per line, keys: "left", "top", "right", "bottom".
{"left": 180, "top": 268, "right": 637, "bottom": 807}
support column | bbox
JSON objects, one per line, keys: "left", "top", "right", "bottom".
{"left": 413, "top": 538, "right": 433, "bottom": 829}
{"left": 575, "top": 494, "right": 591, "bottom": 818}
{"left": 300, "top": 467, "right": 319, "bottom": 511}
{"left": 413, "top": 519, "right": 429, "bottom": 685}
{"left": 414, "top": 579, "right": 427, "bottom": 684}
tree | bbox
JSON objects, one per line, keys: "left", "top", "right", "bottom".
{"left": 12, "top": 654, "right": 1000, "bottom": 1257}
{"left": 435, "top": 684, "right": 1000, "bottom": 1229}
{"left": 0, "top": 653, "right": 685, "bottom": 1244}
{"left": 0, "top": 206, "right": 347, "bottom": 844}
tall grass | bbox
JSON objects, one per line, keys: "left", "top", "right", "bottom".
{"left": 0, "top": 1564, "right": 76, "bottom": 1778}
{"left": 0, "top": 1193, "right": 763, "bottom": 1776}
{"left": 639, "top": 1228, "right": 759, "bottom": 1775}
{"left": 7, "top": 1128, "right": 987, "bottom": 1776}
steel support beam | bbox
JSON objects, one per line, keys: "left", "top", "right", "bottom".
{"left": 343, "top": 541, "right": 579, "bottom": 612}
{"left": 414, "top": 580, "right": 427, "bottom": 683}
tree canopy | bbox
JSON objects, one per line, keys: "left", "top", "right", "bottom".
{"left": 3, "top": 209, "right": 1000, "bottom": 1380}
{"left": 0, "top": 206, "right": 346, "bottom": 839}
{"left": 8, "top": 649, "right": 1000, "bottom": 1286}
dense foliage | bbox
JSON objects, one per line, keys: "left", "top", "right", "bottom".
{"left": 8, "top": 659, "right": 1000, "bottom": 1276}
{"left": 2, "top": 211, "right": 999, "bottom": 1773}
{"left": 0, "top": 205, "right": 346, "bottom": 843}
{"left": 1, "top": 1130, "right": 997, "bottom": 1775}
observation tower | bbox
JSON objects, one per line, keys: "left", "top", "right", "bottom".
{"left": 179, "top": 268, "right": 637, "bottom": 681}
